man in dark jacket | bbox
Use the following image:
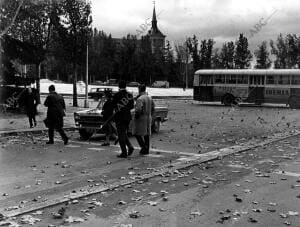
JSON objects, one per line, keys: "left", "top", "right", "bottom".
{"left": 24, "top": 88, "right": 38, "bottom": 128}
{"left": 44, "top": 85, "right": 68, "bottom": 145}
{"left": 111, "top": 81, "right": 134, "bottom": 158}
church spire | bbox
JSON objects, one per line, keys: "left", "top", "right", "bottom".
{"left": 152, "top": 3, "right": 158, "bottom": 30}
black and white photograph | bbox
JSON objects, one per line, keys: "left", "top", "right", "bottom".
{"left": 0, "top": 0, "right": 300, "bottom": 226}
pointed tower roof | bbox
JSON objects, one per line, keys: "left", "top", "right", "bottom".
{"left": 148, "top": 5, "right": 165, "bottom": 38}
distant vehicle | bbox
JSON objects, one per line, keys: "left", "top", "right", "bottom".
{"left": 127, "top": 81, "right": 141, "bottom": 87}
{"left": 104, "top": 79, "right": 117, "bottom": 86}
{"left": 40, "top": 79, "right": 53, "bottom": 83}
{"left": 152, "top": 81, "right": 170, "bottom": 88}
{"left": 88, "top": 87, "right": 114, "bottom": 100}
{"left": 74, "top": 98, "right": 169, "bottom": 140}
{"left": 77, "top": 81, "right": 85, "bottom": 86}
{"left": 193, "top": 69, "right": 300, "bottom": 108}
{"left": 53, "top": 80, "right": 64, "bottom": 83}
{"left": 94, "top": 81, "right": 104, "bottom": 85}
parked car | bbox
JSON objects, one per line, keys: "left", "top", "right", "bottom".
{"left": 53, "top": 80, "right": 64, "bottom": 83}
{"left": 88, "top": 87, "right": 113, "bottom": 100}
{"left": 94, "top": 80, "right": 104, "bottom": 85}
{"left": 152, "top": 81, "right": 170, "bottom": 88}
{"left": 74, "top": 98, "right": 168, "bottom": 140}
{"left": 127, "top": 81, "right": 141, "bottom": 87}
{"left": 77, "top": 81, "right": 85, "bottom": 86}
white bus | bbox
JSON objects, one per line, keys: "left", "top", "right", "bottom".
{"left": 193, "top": 69, "right": 300, "bottom": 108}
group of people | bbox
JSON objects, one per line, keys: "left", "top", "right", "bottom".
{"left": 101, "top": 80, "right": 155, "bottom": 158}
{"left": 24, "top": 81, "right": 155, "bottom": 158}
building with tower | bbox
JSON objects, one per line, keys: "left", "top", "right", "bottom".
{"left": 147, "top": 5, "right": 166, "bottom": 54}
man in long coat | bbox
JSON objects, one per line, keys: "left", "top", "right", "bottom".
{"left": 44, "top": 85, "right": 68, "bottom": 145}
{"left": 132, "top": 84, "right": 155, "bottom": 155}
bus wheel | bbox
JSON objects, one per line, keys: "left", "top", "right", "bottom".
{"left": 223, "top": 94, "right": 234, "bottom": 106}
{"left": 288, "top": 96, "right": 300, "bottom": 109}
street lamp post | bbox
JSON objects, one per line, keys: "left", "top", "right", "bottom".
{"left": 185, "top": 39, "right": 188, "bottom": 89}
{"left": 84, "top": 39, "right": 89, "bottom": 108}
{"left": 84, "top": 1, "right": 89, "bottom": 108}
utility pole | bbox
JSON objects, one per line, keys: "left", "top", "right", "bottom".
{"left": 185, "top": 38, "right": 188, "bottom": 89}
{"left": 84, "top": 0, "right": 89, "bottom": 108}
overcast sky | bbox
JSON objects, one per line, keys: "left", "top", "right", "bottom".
{"left": 91, "top": 0, "right": 300, "bottom": 51}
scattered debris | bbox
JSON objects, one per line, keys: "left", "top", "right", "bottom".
{"left": 190, "top": 211, "right": 203, "bottom": 216}
{"left": 248, "top": 217, "right": 258, "bottom": 223}
{"left": 64, "top": 216, "right": 85, "bottom": 224}
{"left": 147, "top": 201, "right": 158, "bottom": 206}
{"left": 118, "top": 201, "right": 127, "bottom": 205}
{"left": 129, "top": 211, "right": 140, "bottom": 219}
{"left": 20, "top": 215, "right": 41, "bottom": 225}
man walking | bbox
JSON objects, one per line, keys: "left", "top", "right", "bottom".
{"left": 112, "top": 81, "right": 134, "bottom": 158}
{"left": 132, "top": 84, "right": 155, "bottom": 155}
{"left": 24, "top": 88, "right": 38, "bottom": 128}
{"left": 44, "top": 85, "right": 68, "bottom": 145}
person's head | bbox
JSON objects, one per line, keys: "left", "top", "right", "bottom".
{"left": 49, "top": 85, "right": 55, "bottom": 93}
{"left": 118, "top": 80, "right": 126, "bottom": 89}
{"left": 27, "top": 87, "right": 32, "bottom": 93}
{"left": 138, "top": 84, "right": 146, "bottom": 93}
{"left": 104, "top": 89, "right": 112, "bottom": 99}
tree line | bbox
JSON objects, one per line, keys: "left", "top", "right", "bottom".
{"left": 1, "top": 0, "right": 300, "bottom": 106}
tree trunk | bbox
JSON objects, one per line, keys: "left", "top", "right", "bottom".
{"left": 73, "top": 64, "right": 78, "bottom": 107}
{"left": 35, "top": 63, "right": 41, "bottom": 104}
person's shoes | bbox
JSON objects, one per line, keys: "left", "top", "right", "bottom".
{"left": 117, "top": 154, "right": 127, "bottom": 158}
{"left": 139, "top": 148, "right": 149, "bottom": 155}
{"left": 30, "top": 125, "right": 34, "bottom": 128}
{"left": 128, "top": 147, "right": 134, "bottom": 156}
{"left": 46, "top": 141, "right": 54, "bottom": 144}
{"left": 64, "top": 138, "right": 69, "bottom": 145}
{"left": 101, "top": 142, "right": 110, "bottom": 146}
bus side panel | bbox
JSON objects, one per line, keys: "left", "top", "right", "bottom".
{"left": 193, "top": 86, "right": 214, "bottom": 101}
{"left": 291, "top": 88, "right": 300, "bottom": 96}
{"left": 246, "top": 87, "right": 265, "bottom": 103}
{"left": 264, "top": 87, "right": 290, "bottom": 104}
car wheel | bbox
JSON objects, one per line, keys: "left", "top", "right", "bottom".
{"left": 152, "top": 119, "right": 161, "bottom": 133}
{"left": 79, "top": 129, "right": 94, "bottom": 140}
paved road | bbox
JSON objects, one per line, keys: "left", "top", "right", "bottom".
{"left": 0, "top": 99, "right": 299, "bottom": 226}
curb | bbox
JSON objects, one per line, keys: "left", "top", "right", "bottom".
{"left": 1, "top": 130, "right": 299, "bottom": 218}
{"left": 0, "top": 127, "right": 76, "bottom": 136}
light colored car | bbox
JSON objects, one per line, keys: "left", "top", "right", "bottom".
{"left": 74, "top": 99, "right": 168, "bottom": 140}
{"left": 77, "top": 81, "right": 85, "bottom": 86}
{"left": 152, "top": 81, "right": 170, "bottom": 88}
{"left": 127, "top": 82, "right": 141, "bottom": 87}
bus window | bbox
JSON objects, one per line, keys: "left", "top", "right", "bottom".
{"left": 278, "top": 75, "right": 290, "bottom": 85}
{"left": 267, "top": 76, "right": 275, "bottom": 84}
{"left": 291, "top": 76, "right": 300, "bottom": 85}
{"left": 226, "top": 75, "right": 236, "bottom": 84}
{"left": 199, "top": 75, "right": 213, "bottom": 85}
{"left": 199, "top": 76, "right": 205, "bottom": 85}
{"left": 237, "top": 75, "right": 248, "bottom": 84}
{"left": 250, "top": 75, "right": 264, "bottom": 85}
{"left": 215, "top": 75, "right": 225, "bottom": 83}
